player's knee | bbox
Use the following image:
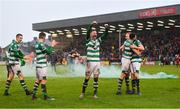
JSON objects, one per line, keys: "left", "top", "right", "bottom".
{"left": 94, "top": 74, "right": 99, "bottom": 78}
{"left": 131, "top": 75, "right": 136, "bottom": 79}
{"left": 85, "top": 75, "right": 90, "bottom": 79}
{"left": 41, "top": 81, "right": 47, "bottom": 84}
{"left": 135, "top": 72, "right": 139, "bottom": 79}
{"left": 17, "top": 73, "right": 24, "bottom": 80}
{"left": 120, "top": 73, "right": 126, "bottom": 79}
{"left": 125, "top": 73, "right": 130, "bottom": 77}
{"left": 8, "top": 73, "right": 14, "bottom": 79}
{"left": 41, "top": 77, "right": 47, "bottom": 84}
{"left": 85, "top": 71, "right": 91, "bottom": 77}
{"left": 16, "top": 70, "right": 22, "bottom": 76}
{"left": 7, "top": 77, "right": 13, "bottom": 81}
{"left": 94, "top": 71, "right": 100, "bottom": 78}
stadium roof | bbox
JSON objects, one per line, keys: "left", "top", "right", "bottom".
{"left": 32, "top": 4, "right": 180, "bottom": 37}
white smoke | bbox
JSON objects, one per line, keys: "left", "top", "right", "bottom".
{"left": 21, "top": 63, "right": 57, "bottom": 77}
{"left": 21, "top": 64, "right": 177, "bottom": 79}
{"left": 59, "top": 64, "right": 178, "bottom": 79}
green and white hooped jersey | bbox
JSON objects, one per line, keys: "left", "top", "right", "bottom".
{"left": 131, "top": 40, "right": 142, "bottom": 63}
{"left": 122, "top": 40, "right": 133, "bottom": 59}
{"left": 35, "top": 42, "right": 47, "bottom": 68}
{"left": 86, "top": 38, "right": 102, "bottom": 62}
{"left": 8, "top": 40, "right": 20, "bottom": 64}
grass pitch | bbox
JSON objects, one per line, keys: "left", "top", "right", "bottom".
{"left": 0, "top": 65, "right": 179, "bottom": 108}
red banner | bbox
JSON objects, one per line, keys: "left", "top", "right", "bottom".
{"left": 139, "top": 7, "right": 176, "bottom": 19}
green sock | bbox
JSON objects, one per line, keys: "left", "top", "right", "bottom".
{"left": 20, "top": 80, "right": 28, "bottom": 91}
{"left": 82, "top": 78, "right": 89, "bottom": 93}
{"left": 132, "top": 79, "right": 136, "bottom": 92}
{"left": 41, "top": 84, "right": 47, "bottom": 97}
{"left": 32, "top": 82, "right": 39, "bottom": 96}
{"left": 117, "top": 79, "right": 123, "bottom": 92}
{"left": 5, "top": 80, "right": 11, "bottom": 92}
{"left": 93, "top": 78, "right": 98, "bottom": 95}
{"left": 136, "top": 79, "right": 140, "bottom": 93}
{"left": 125, "top": 77, "right": 130, "bottom": 91}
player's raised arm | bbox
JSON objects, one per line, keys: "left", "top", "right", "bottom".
{"left": 98, "top": 24, "right": 109, "bottom": 41}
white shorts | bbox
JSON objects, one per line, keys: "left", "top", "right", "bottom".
{"left": 8, "top": 64, "right": 22, "bottom": 75}
{"left": 86, "top": 62, "right": 100, "bottom": 76}
{"left": 121, "top": 57, "right": 131, "bottom": 72}
{"left": 36, "top": 67, "right": 48, "bottom": 80}
{"left": 130, "top": 62, "right": 141, "bottom": 73}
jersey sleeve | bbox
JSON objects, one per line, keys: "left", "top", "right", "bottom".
{"left": 137, "top": 40, "right": 142, "bottom": 46}
{"left": 40, "top": 43, "right": 54, "bottom": 55}
{"left": 9, "top": 43, "right": 18, "bottom": 52}
{"left": 98, "top": 27, "right": 109, "bottom": 43}
{"left": 39, "top": 43, "right": 46, "bottom": 51}
{"left": 124, "top": 40, "right": 132, "bottom": 47}
{"left": 9, "top": 42, "right": 24, "bottom": 59}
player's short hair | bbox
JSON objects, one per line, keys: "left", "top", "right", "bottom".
{"left": 39, "top": 32, "right": 46, "bottom": 39}
{"left": 16, "top": 33, "right": 23, "bottom": 38}
{"left": 129, "top": 33, "right": 136, "bottom": 39}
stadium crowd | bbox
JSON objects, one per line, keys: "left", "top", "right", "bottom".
{"left": 141, "top": 29, "right": 180, "bottom": 65}
{"left": 52, "top": 29, "right": 180, "bottom": 65}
